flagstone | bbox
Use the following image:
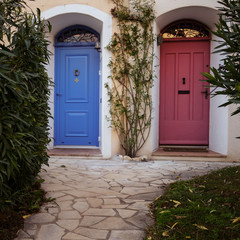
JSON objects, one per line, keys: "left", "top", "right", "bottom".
{"left": 63, "top": 190, "right": 98, "bottom": 198}
{"left": 109, "top": 181, "right": 120, "bottom": 187}
{"left": 116, "top": 209, "right": 137, "bottom": 218}
{"left": 56, "top": 195, "right": 75, "bottom": 202}
{"left": 82, "top": 187, "right": 119, "bottom": 196}
{"left": 78, "top": 179, "right": 110, "bottom": 188}
{"left": 92, "top": 217, "right": 138, "bottom": 230}
{"left": 25, "top": 229, "right": 37, "bottom": 237}
{"left": 140, "top": 177, "right": 162, "bottom": 183}
{"left": 128, "top": 201, "right": 151, "bottom": 210}
{"left": 104, "top": 198, "right": 120, "bottom": 205}
{"left": 57, "top": 201, "right": 73, "bottom": 211}
{"left": 16, "top": 230, "right": 31, "bottom": 238}
{"left": 36, "top": 224, "right": 65, "bottom": 240}
{"left": 87, "top": 198, "right": 103, "bottom": 207}
{"left": 14, "top": 238, "right": 32, "bottom": 240}
{"left": 127, "top": 191, "right": 162, "bottom": 200}
{"left": 110, "top": 186, "right": 123, "bottom": 192}
{"left": 48, "top": 207, "right": 60, "bottom": 214}
{"left": 15, "top": 158, "right": 237, "bottom": 240}
{"left": 62, "top": 232, "right": 93, "bottom": 240}
{"left": 126, "top": 212, "right": 153, "bottom": 228}
{"left": 161, "top": 179, "right": 177, "bottom": 185}
{"left": 26, "top": 213, "right": 55, "bottom": 224}
{"left": 59, "top": 210, "right": 81, "bottom": 220}
{"left": 121, "top": 186, "right": 160, "bottom": 195}
{"left": 56, "top": 220, "right": 79, "bottom": 231}
{"left": 74, "top": 227, "right": 109, "bottom": 239}
{"left": 103, "top": 173, "right": 137, "bottom": 180}
{"left": 45, "top": 191, "right": 66, "bottom": 199}
{"left": 83, "top": 208, "right": 116, "bottom": 216}
{"left": 109, "top": 230, "right": 145, "bottom": 240}
{"left": 79, "top": 216, "right": 106, "bottom": 227}
{"left": 73, "top": 201, "right": 89, "bottom": 213}
{"left": 102, "top": 204, "right": 129, "bottom": 209}
{"left": 42, "top": 184, "right": 72, "bottom": 192}
{"left": 23, "top": 223, "right": 37, "bottom": 230}
{"left": 116, "top": 180, "right": 149, "bottom": 187}
{"left": 122, "top": 199, "right": 145, "bottom": 203}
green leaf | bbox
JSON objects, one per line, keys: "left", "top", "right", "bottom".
{"left": 0, "top": 49, "right": 16, "bottom": 57}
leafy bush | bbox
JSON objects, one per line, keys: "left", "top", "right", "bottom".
{"left": 202, "top": 0, "right": 240, "bottom": 116}
{"left": 0, "top": 0, "right": 52, "bottom": 209}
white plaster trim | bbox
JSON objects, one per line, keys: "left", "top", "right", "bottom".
{"left": 151, "top": 21, "right": 160, "bottom": 152}
{"left": 42, "top": 5, "right": 112, "bottom": 158}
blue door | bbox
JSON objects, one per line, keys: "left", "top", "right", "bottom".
{"left": 54, "top": 47, "right": 99, "bottom": 146}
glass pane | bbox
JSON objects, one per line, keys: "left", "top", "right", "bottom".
{"left": 162, "top": 21, "right": 209, "bottom": 39}
{"left": 56, "top": 27, "right": 99, "bottom": 43}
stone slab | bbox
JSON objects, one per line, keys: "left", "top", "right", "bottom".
{"left": 109, "top": 230, "right": 145, "bottom": 240}
{"left": 79, "top": 216, "right": 106, "bottom": 227}
{"left": 92, "top": 217, "right": 138, "bottom": 230}
{"left": 74, "top": 227, "right": 109, "bottom": 239}
{"left": 26, "top": 213, "right": 55, "bottom": 224}
{"left": 56, "top": 220, "right": 79, "bottom": 231}
{"left": 36, "top": 224, "right": 65, "bottom": 240}
{"left": 82, "top": 208, "right": 116, "bottom": 217}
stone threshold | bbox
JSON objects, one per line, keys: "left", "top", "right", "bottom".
{"left": 47, "top": 148, "right": 102, "bottom": 157}
{"left": 151, "top": 148, "right": 227, "bottom": 162}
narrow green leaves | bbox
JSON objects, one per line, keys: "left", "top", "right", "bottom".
{"left": 202, "top": 0, "right": 240, "bottom": 118}
{"left": 0, "top": 0, "right": 52, "bottom": 209}
{"left": 106, "top": 0, "right": 155, "bottom": 157}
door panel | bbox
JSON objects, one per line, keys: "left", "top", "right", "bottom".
{"left": 55, "top": 47, "right": 99, "bottom": 146}
{"left": 159, "top": 41, "right": 210, "bottom": 145}
{"left": 66, "top": 56, "right": 88, "bottom": 102}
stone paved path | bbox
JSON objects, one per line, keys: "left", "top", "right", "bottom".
{"left": 15, "top": 157, "right": 238, "bottom": 240}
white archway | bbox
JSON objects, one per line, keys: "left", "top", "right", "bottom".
{"left": 42, "top": 4, "right": 112, "bottom": 158}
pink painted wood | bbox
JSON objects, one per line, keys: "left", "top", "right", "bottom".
{"left": 159, "top": 40, "right": 210, "bottom": 145}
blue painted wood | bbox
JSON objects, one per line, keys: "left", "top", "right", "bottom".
{"left": 54, "top": 47, "right": 99, "bottom": 146}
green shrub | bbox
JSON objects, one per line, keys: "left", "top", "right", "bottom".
{"left": 202, "top": 0, "right": 240, "bottom": 116}
{"left": 0, "top": 0, "right": 52, "bottom": 209}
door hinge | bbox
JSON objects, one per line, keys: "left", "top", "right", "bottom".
{"left": 99, "top": 70, "right": 102, "bottom": 76}
{"left": 100, "top": 98, "right": 102, "bottom": 103}
{"left": 98, "top": 136, "right": 101, "bottom": 142}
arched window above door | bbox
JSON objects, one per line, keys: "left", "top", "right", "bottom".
{"left": 161, "top": 20, "right": 210, "bottom": 40}
{"left": 55, "top": 25, "right": 100, "bottom": 47}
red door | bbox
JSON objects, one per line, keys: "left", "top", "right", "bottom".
{"left": 159, "top": 40, "right": 210, "bottom": 145}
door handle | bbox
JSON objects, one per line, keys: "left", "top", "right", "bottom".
{"left": 201, "top": 89, "right": 208, "bottom": 99}
{"left": 56, "top": 93, "right": 63, "bottom": 96}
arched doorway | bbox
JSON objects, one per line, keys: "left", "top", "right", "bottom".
{"left": 54, "top": 25, "right": 100, "bottom": 147}
{"left": 159, "top": 20, "right": 211, "bottom": 145}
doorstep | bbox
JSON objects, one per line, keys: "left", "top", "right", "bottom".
{"left": 47, "top": 148, "right": 102, "bottom": 158}
{"left": 151, "top": 148, "right": 227, "bottom": 162}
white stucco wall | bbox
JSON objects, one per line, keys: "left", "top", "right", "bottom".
{"left": 25, "top": 0, "right": 239, "bottom": 160}
{"left": 228, "top": 105, "right": 240, "bottom": 161}
{"left": 42, "top": 4, "right": 112, "bottom": 158}
{"left": 208, "top": 37, "right": 228, "bottom": 155}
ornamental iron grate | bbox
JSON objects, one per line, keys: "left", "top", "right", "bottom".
{"left": 162, "top": 20, "right": 210, "bottom": 39}
{"left": 56, "top": 26, "right": 99, "bottom": 43}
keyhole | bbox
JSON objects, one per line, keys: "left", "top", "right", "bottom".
{"left": 182, "top": 77, "right": 186, "bottom": 85}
